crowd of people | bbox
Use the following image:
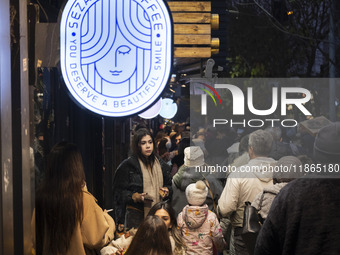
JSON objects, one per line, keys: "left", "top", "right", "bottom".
{"left": 33, "top": 121, "right": 340, "bottom": 254}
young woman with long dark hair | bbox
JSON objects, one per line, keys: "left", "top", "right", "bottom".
{"left": 33, "top": 142, "right": 115, "bottom": 255}
{"left": 124, "top": 215, "right": 172, "bottom": 255}
{"left": 148, "top": 201, "right": 186, "bottom": 254}
{"left": 113, "top": 128, "right": 172, "bottom": 229}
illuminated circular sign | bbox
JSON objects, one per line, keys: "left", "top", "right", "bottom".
{"left": 138, "top": 98, "right": 162, "bottom": 119}
{"left": 60, "top": 0, "right": 172, "bottom": 117}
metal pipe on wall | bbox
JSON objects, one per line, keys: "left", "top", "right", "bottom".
{"left": 0, "top": 0, "right": 14, "bottom": 253}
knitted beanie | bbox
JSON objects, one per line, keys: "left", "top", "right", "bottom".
{"left": 184, "top": 146, "right": 205, "bottom": 167}
{"left": 314, "top": 122, "right": 340, "bottom": 163}
{"left": 185, "top": 180, "right": 208, "bottom": 206}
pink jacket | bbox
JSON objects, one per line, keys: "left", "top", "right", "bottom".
{"left": 177, "top": 204, "right": 226, "bottom": 255}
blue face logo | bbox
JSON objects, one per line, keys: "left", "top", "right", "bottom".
{"left": 95, "top": 32, "right": 137, "bottom": 84}
{"left": 60, "top": 0, "right": 172, "bottom": 117}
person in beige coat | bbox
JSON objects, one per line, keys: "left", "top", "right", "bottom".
{"left": 33, "top": 142, "right": 115, "bottom": 255}
{"left": 218, "top": 129, "right": 275, "bottom": 255}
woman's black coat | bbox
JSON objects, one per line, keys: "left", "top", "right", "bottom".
{"left": 112, "top": 155, "right": 172, "bottom": 224}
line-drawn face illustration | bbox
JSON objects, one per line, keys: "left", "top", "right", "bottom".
{"left": 95, "top": 30, "right": 137, "bottom": 83}
{"left": 80, "top": 0, "right": 152, "bottom": 96}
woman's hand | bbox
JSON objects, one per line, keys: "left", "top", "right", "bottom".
{"left": 159, "top": 187, "right": 169, "bottom": 198}
{"left": 132, "top": 192, "right": 147, "bottom": 203}
{"left": 114, "top": 249, "right": 124, "bottom": 255}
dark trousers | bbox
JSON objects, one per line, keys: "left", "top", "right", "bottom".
{"left": 234, "top": 227, "right": 250, "bottom": 255}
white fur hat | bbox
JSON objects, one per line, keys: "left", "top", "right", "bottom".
{"left": 184, "top": 146, "right": 205, "bottom": 167}
{"left": 185, "top": 180, "right": 208, "bottom": 206}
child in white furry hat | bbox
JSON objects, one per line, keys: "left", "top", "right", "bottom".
{"left": 177, "top": 181, "right": 226, "bottom": 255}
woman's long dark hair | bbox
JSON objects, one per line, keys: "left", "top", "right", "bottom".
{"left": 148, "top": 201, "right": 185, "bottom": 253}
{"left": 125, "top": 215, "right": 172, "bottom": 255}
{"left": 36, "top": 142, "right": 85, "bottom": 255}
{"left": 131, "top": 128, "right": 156, "bottom": 168}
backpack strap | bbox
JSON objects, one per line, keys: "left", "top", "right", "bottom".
{"left": 201, "top": 175, "right": 217, "bottom": 213}
{"left": 258, "top": 192, "right": 265, "bottom": 211}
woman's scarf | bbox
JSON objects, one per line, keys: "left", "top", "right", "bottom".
{"left": 139, "top": 157, "right": 163, "bottom": 217}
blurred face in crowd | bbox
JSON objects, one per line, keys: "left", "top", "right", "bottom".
{"left": 154, "top": 209, "right": 172, "bottom": 229}
{"left": 175, "top": 134, "right": 181, "bottom": 145}
{"left": 197, "top": 134, "right": 205, "bottom": 142}
{"left": 140, "top": 135, "right": 153, "bottom": 157}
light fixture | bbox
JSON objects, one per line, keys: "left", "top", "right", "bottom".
{"left": 138, "top": 98, "right": 162, "bottom": 119}
{"left": 159, "top": 98, "right": 178, "bottom": 119}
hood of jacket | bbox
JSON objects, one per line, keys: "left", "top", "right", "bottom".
{"left": 263, "top": 182, "right": 287, "bottom": 195}
{"left": 247, "top": 157, "right": 276, "bottom": 182}
{"left": 181, "top": 204, "right": 208, "bottom": 229}
{"left": 179, "top": 170, "right": 205, "bottom": 191}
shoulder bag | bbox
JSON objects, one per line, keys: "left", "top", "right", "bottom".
{"left": 241, "top": 197, "right": 264, "bottom": 254}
